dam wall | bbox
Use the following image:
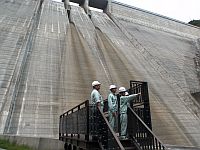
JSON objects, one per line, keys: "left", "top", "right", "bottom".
{"left": 0, "top": 0, "right": 200, "bottom": 147}
{"left": 111, "top": 1, "right": 200, "bottom": 38}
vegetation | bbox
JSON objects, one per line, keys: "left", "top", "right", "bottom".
{"left": 188, "top": 20, "right": 200, "bottom": 27}
{"left": 0, "top": 138, "right": 33, "bottom": 150}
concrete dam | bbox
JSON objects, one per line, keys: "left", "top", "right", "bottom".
{"left": 0, "top": 0, "right": 200, "bottom": 148}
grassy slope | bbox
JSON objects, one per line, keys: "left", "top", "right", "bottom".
{"left": 0, "top": 139, "right": 32, "bottom": 150}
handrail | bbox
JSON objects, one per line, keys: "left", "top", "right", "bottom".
{"left": 62, "top": 100, "right": 89, "bottom": 116}
{"left": 97, "top": 106, "right": 125, "bottom": 150}
{"left": 129, "top": 81, "right": 152, "bottom": 129}
{"left": 59, "top": 100, "right": 125, "bottom": 150}
{"left": 128, "top": 106, "right": 167, "bottom": 150}
{"left": 59, "top": 100, "right": 89, "bottom": 141}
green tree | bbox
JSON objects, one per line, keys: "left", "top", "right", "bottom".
{"left": 188, "top": 20, "right": 200, "bottom": 27}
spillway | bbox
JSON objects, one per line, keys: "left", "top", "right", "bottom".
{"left": 0, "top": 0, "right": 200, "bottom": 147}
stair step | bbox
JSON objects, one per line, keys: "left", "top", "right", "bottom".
{"left": 120, "top": 139, "right": 133, "bottom": 147}
{"left": 120, "top": 139, "right": 137, "bottom": 149}
{"left": 124, "top": 147, "right": 136, "bottom": 150}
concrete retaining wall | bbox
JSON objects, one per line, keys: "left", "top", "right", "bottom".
{"left": 111, "top": 1, "right": 200, "bottom": 38}
{"left": 0, "top": 135, "right": 64, "bottom": 150}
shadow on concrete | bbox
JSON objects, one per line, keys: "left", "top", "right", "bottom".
{"left": 191, "top": 92, "right": 200, "bottom": 104}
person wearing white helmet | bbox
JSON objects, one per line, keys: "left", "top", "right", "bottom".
{"left": 108, "top": 84, "right": 117, "bottom": 131}
{"left": 91, "top": 81, "right": 104, "bottom": 111}
{"left": 119, "top": 87, "right": 140, "bottom": 139}
{"left": 90, "top": 81, "right": 104, "bottom": 137}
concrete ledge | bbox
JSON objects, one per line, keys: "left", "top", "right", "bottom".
{"left": 0, "top": 135, "right": 65, "bottom": 150}
{"left": 166, "top": 144, "right": 200, "bottom": 150}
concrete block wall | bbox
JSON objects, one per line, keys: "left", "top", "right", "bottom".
{"left": 111, "top": 1, "right": 200, "bottom": 38}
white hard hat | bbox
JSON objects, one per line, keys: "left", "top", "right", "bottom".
{"left": 119, "top": 87, "right": 126, "bottom": 93}
{"left": 92, "top": 81, "right": 101, "bottom": 87}
{"left": 109, "top": 85, "right": 117, "bottom": 90}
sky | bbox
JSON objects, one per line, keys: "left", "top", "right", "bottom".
{"left": 53, "top": 0, "right": 200, "bottom": 23}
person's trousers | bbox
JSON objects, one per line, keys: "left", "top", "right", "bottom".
{"left": 120, "top": 113, "right": 127, "bottom": 138}
{"left": 109, "top": 112, "right": 117, "bottom": 132}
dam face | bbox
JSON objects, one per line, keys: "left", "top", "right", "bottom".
{"left": 0, "top": 0, "right": 200, "bottom": 147}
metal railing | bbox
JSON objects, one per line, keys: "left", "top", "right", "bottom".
{"left": 127, "top": 106, "right": 166, "bottom": 150}
{"left": 97, "top": 106, "right": 124, "bottom": 150}
{"left": 59, "top": 81, "right": 167, "bottom": 150}
{"left": 59, "top": 100, "right": 124, "bottom": 150}
{"left": 129, "top": 81, "right": 152, "bottom": 129}
{"left": 59, "top": 100, "right": 89, "bottom": 141}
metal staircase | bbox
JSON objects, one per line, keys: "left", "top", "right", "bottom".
{"left": 59, "top": 81, "right": 167, "bottom": 150}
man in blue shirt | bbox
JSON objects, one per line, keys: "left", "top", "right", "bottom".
{"left": 119, "top": 87, "right": 140, "bottom": 139}
{"left": 90, "top": 81, "right": 104, "bottom": 136}
{"left": 91, "top": 81, "right": 104, "bottom": 111}
{"left": 108, "top": 84, "right": 117, "bottom": 131}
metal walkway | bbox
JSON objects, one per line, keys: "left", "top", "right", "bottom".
{"left": 59, "top": 81, "right": 166, "bottom": 150}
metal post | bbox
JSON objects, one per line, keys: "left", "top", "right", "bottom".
{"left": 59, "top": 115, "right": 62, "bottom": 140}
{"left": 81, "top": 0, "right": 89, "bottom": 14}
{"left": 104, "top": 0, "right": 112, "bottom": 14}
{"left": 143, "top": 82, "right": 152, "bottom": 130}
{"left": 64, "top": 0, "right": 70, "bottom": 10}
{"left": 85, "top": 100, "right": 89, "bottom": 141}
{"left": 117, "top": 94, "right": 121, "bottom": 135}
{"left": 77, "top": 105, "right": 80, "bottom": 139}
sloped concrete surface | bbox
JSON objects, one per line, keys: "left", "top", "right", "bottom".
{"left": 109, "top": 15, "right": 200, "bottom": 146}
{"left": 3, "top": 0, "right": 68, "bottom": 137}
{"left": 111, "top": 1, "right": 200, "bottom": 38}
{"left": 0, "top": 0, "right": 200, "bottom": 148}
{"left": 89, "top": 10, "right": 200, "bottom": 146}
{"left": 0, "top": 0, "right": 43, "bottom": 133}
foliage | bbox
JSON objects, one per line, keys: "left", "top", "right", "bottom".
{"left": 0, "top": 138, "right": 33, "bottom": 150}
{"left": 188, "top": 20, "right": 200, "bottom": 27}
